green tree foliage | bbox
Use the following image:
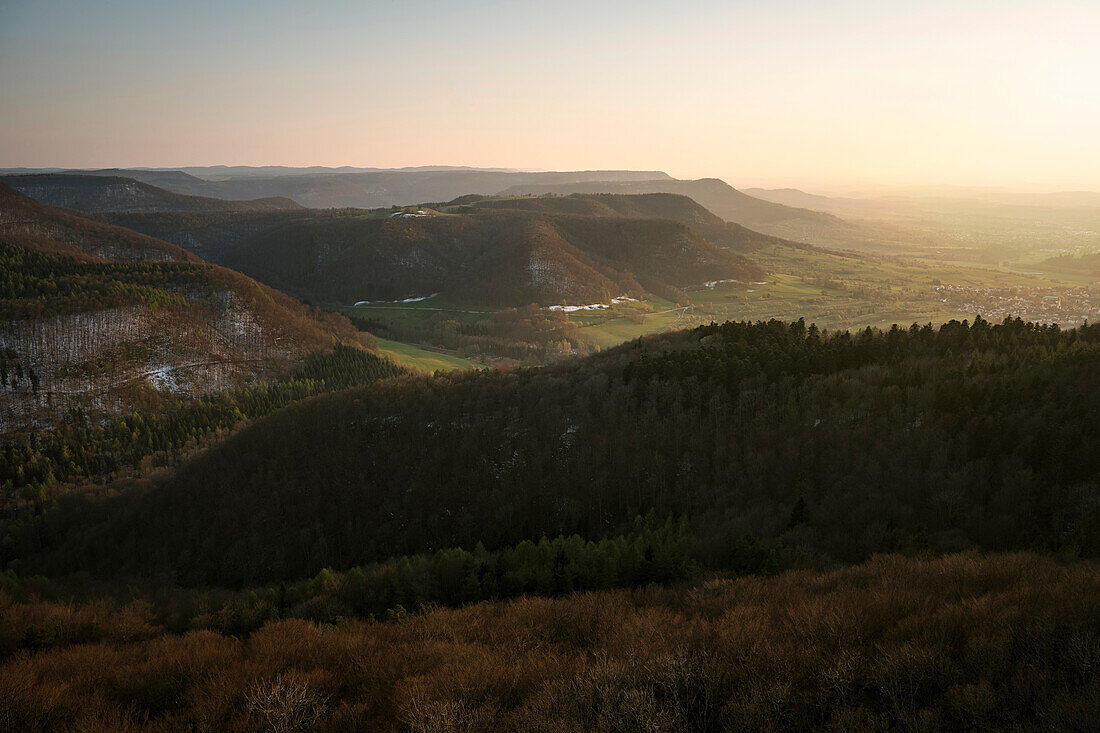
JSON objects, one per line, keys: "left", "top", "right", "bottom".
{"left": 0, "top": 241, "right": 199, "bottom": 317}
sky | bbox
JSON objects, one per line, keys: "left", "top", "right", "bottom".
{"left": 1, "top": 0, "right": 1098, "bottom": 191}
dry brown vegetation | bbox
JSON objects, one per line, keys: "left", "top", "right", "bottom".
{"left": 1, "top": 552, "right": 1097, "bottom": 731}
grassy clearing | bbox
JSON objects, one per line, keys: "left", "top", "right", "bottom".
{"left": 578, "top": 307, "right": 689, "bottom": 348}
{"left": 375, "top": 337, "right": 478, "bottom": 372}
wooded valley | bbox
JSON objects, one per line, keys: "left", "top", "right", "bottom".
{"left": 1, "top": 170, "right": 1097, "bottom": 732}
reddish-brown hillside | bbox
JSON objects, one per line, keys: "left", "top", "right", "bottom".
{"left": 0, "top": 184, "right": 356, "bottom": 434}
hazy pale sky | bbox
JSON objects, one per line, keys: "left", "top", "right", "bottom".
{"left": 1, "top": 0, "right": 1098, "bottom": 190}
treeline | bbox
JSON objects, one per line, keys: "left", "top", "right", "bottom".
{"left": 2, "top": 515, "right": 694, "bottom": 643}
{"left": 269, "top": 514, "right": 694, "bottom": 629}
{"left": 1, "top": 344, "right": 405, "bottom": 542}
{"left": 22, "top": 316, "right": 1100, "bottom": 585}
{"left": 621, "top": 315, "right": 1077, "bottom": 383}
{"left": 0, "top": 241, "right": 201, "bottom": 318}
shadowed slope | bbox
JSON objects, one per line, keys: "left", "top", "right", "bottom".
{"left": 28, "top": 318, "right": 1100, "bottom": 584}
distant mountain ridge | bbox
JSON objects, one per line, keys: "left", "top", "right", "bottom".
{"left": 4, "top": 167, "right": 922, "bottom": 250}
{"left": 1, "top": 174, "right": 302, "bottom": 213}
{"left": 11, "top": 168, "right": 673, "bottom": 210}
{"left": 742, "top": 187, "right": 840, "bottom": 212}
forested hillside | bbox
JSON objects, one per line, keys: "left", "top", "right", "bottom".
{"left": 1, "top": 174, "right": 302, "bottom": 213}
{"left": 100, "top": 195, "right": 767, "bottom": 307}
{"left": 0, "top": 184, "right": 359, "bottom": 433}
{"left": 101, "top": 209, "right": 310, "bottom": 263}
{"left": 1, "top": 343, "right": 406, "bottom": 560}
{"left": 23, "top": 316, "right": 1099, "bottom": 585}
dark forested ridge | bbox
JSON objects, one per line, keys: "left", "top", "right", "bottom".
{"left": 0, "top": 184, "right": 360, "bottom": 433}
{"left": 97, "top": 193, "right": 768, "bottom": 307}
{"left": 465, "top": 192, "right": 788, "bottom": 251}
{"left": 496, "top": 178, "right": 925, "bottom": 249}
{"left": 100, "top": 209, "right": 311, "bottom": 263}
{"left": 22, "top": 316, "right": 1100, "bottom": 585}
{"left": 0, "top": 181, "right": 199, "bottom": 263}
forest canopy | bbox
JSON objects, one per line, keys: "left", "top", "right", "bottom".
{"left": 14, "top": 316, "right": 1098, "bottom": 586}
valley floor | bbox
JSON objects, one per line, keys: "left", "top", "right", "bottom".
{"left": 2, "top": 552, "right": 1096, "bottom": 732}
{"left": 349, "top": 240, "right": 1098, "bottom": 370}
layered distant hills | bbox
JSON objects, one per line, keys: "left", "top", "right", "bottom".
{"left": 2, "top": 167, "right": 671, "bottom": 210}
{"left": 4, "top": 169, "right": 855, "bottom": 308}
{"left": 743, "top": 186, "right": 1100, "bottom": 257}
{"left": 2, "top": 166, "right": 904, "bottom": 249}
{"left": 1, "top": 174, "right": 302, "bottom": 213}
{"left": 0, "top": 184, "right": 357, "bottom": 433}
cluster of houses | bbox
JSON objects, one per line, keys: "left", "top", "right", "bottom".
{"left": 935, "top": 284, "right": 1100, "bottom": 326}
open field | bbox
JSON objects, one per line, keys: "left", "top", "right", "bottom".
{"left": 575, "top": 242, "right": 1091, "bottom": 343}
{"left": 375, "top": 337, "right": 479, "bottom": 372}
{"left": 340, "top": 240, "right": 1096, "bottom": 362}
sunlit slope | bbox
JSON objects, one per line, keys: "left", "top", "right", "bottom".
{"left": 375, "top": 337, "right": 479, "bottom": 372}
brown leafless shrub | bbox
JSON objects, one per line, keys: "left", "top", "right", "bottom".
{"left": 246, "top": 671, "right": 329, "bottom": 733}
{"left": 0, "top": 553, "right": 1096, "bottom": 731}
